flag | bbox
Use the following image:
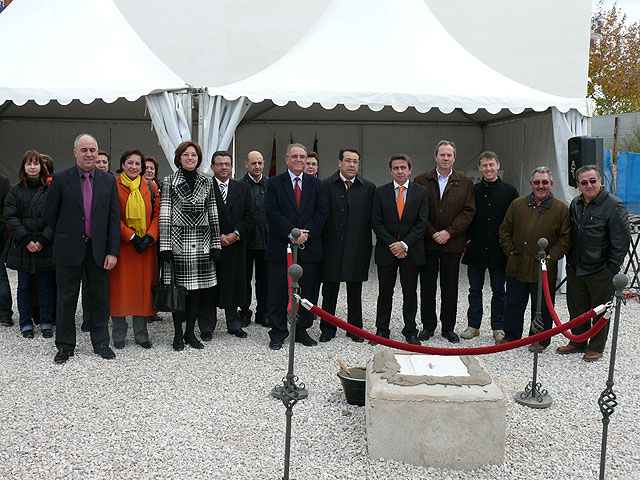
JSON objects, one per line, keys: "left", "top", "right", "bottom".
{"left": 269, "top": 132, "right": 276, "bottom": 177}
{"left": 313, "top": 132, "right": 318, "bottom": 154}
{"left": 290, "top": 131, "right": 294, "bottom": 144}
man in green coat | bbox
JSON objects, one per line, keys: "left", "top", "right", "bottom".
{"left": 498, "top": 166, "right": 571, "bottom": 351}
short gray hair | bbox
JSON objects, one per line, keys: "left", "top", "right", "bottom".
{"left": 73, "top": 133, "right": 98, "bottom": 150}
{"left": 434, "top": 140, "right": 456, "bottom": 158}
{"left": 575, "top": 164, "right": 602, "bottom": 180}
{"left": 286, "top": 143, "right": 307, "bottom": 156}
{"left": 530, "top": 166, "right": 553, "bottom": 182}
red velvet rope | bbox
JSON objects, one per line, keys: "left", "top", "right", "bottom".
{"left": 307, "top": 303, "right": 598, "bottom": 355}
{"left": 541, "top": 269, "right": 610, "bottom": 342}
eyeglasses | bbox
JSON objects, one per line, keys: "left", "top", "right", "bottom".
{"left": 342, "top": 159, "right": 359, "bottom": 165}
{"left": 532, "top": 180, "right": 550, "bottom": 186}
{"left": 579, "top": 178, "right": 599, "bottom": 186}
{"left": 214, "top": 162, "right": 232, "bottom": 168}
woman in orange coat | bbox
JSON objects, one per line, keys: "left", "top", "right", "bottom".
{"left": 109, "top": 148, "right": 160, "bottom": 349}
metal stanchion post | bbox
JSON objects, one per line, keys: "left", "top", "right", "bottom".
{"left": 598, "top": 273, "right": 628, "bottom": 480}
{"left": 515, "top": 237, "right": 552, "bottom": 408}
{"left": 270, "top": 228, "right": 308, "bottom": 480}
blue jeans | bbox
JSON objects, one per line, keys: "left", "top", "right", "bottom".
{"left": 466, "top": 264, "right": 506, "bottom": 330}
{"left": 0, "top": 262, "right": 13, "bottom": 320}
{"left": 17, "top": 270, "right": 54, "bottom": 332}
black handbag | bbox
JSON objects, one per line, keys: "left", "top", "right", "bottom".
{"left": 152, "top": 259, "right": 186, "bottom": 312}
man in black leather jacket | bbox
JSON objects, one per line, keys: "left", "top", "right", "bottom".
{"left": 557, "top": 165, "right": 630, "bottom": 361}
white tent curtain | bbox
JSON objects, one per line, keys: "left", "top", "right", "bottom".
{"left": 200, "top": 95, "right": 252, "bottom": 174}
{"left": 145, "top": 91, "right": 193, "bottom": 170}
{"left": 552, "top": 107, "right": 589, "bottom": 204}
{"left": 551, "top": 107, "right": 589, "bottom": 292}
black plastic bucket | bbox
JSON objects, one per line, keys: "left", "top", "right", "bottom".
{"left": 337, "top": 367, "right": 366, "bottom": 406}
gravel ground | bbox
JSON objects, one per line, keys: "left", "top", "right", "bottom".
{"left": 1, "top": 264, "right": 639, "bottom": 480}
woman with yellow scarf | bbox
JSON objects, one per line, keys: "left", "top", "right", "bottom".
{"left": 109, "top": 148, "right": 160, "bottom": 349}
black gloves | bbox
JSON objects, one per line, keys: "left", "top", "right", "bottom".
{"left": 135, "top": 234, "right": 155, "bottom": 254}
{"left": 130, "top": 234, "right": 143, "bottom": 250}
{"left": 210, "top": 248, "right": 222, "bottom": 262}
{"left": 159, "top": 250, "right": 174, "bottom": 263}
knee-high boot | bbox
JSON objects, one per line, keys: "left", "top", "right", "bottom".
{"left": 183, "top": 290, "right": 204, "bottom": 349}
{"left": 172, "top": 312, "right": 185, "bottom": 351}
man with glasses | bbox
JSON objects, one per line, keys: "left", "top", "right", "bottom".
{"left": 556, "top": 165, "right": 630, "bottom": 361}
{"left": 264, "top": 143, "right": 328, "bottom": 350}
{"left": 319, "top": 148, "right": 375, "bottom": 343}
{"left": 198, "top": 150, "right": 255, "bottom": 340}
{"left": 498, "top": 166, "right": 571, "bottom": 351}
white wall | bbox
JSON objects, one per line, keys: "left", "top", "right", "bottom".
{"left": 114, "top": 0, "right": 590, "bottom": 97}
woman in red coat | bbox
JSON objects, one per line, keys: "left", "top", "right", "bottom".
{"left": 109, "top": 148, "right": 160, "bottom": 349}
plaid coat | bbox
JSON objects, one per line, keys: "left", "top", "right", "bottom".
{"left": 159, "top": 170, "right": 222, "bottom": 290}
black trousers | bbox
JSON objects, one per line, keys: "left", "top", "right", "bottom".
{"left": 55, "top": 241, "right": 110, "bottom": 351}
{"left": 566, "top": 266, "right": 614, "bottom": 353}
{"left": 239, "top": 249, "right": 268, "bottom": 320}
{"left": 376, "top": 262, "right": 420, "bottom": 339}
{"left": 197, "top": 285, "right": 241, "bottom": 333}
{"left": 320, "top": 281, "right": 363, "bottom": 337}
{"left": 420, "top": 251, "right": 461, "bottom": 334}
{"left": 267, "top": 260, "right": 320, "bottom": 343}
{"left": 503, "top": 276, "right": 555, "bottom": 348}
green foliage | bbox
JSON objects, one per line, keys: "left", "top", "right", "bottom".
{"left": 589, "top": 2, "right": 640, "bottom": 115}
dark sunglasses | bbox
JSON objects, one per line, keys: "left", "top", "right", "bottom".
{"left": 579, "top": 178, "right": 598, "bottom": 186}
{"left": 532, "top": 180, "right": 550, "bottom": 186}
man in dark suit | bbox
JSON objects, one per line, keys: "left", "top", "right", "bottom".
{"left": 198, "top": 151, "right": 255, "bottom": 340}
{"left": 44, "top": 133, "right": 120, "bottom": 364}
{"left": 371, "top": 154, "right": 429, "bottom": 345}
{"left": 265, "top": 143, "right": 328, "bottom": 350}
{"left": 238, "top": 150, "right": 269, "bottom": 327}
{"left": 319, "top": 148, "right": 375, "bottom": 343}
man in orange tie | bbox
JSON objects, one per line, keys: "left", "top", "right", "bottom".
{"left": 371, "top": 154, "right": 429, "bottom": 345}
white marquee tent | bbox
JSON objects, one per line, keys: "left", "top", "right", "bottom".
{"left": 0, "top": 0, "right": 593, "bottom": 202}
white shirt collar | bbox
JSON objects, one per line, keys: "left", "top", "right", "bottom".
{"left": 393, "top": 180, "right": 409, "bottom": 189}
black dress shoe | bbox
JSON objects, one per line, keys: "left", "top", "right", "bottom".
{"left": 80, "top": 321, "right": 91, "bottom": 332}
{"left": 295, "top": 334, "right": 317, "bottom": 347}
{"left": 347, "top": 332, "right": 365, "bottom": 343}
{"left": 54, "top": 349, "right": 74, "bottom": 364}
{"left": 269, "top": 340, "right": 283, "bottom": 350}
{"left": 94, "top": 345, "right": 116, "bottom": 360}
{"left": 137, "top": 341, "right": 152, "bottom": 349}
{"left": 406, "top": 335, "right": 421, "bottom": 345}
{"left": 148, "top": 313, "right": 162, "bottom": 322}
{"left": 41, "top": 328, "right": 53, "bottom": 338}
{"left": 113, "top": 340, "right": 125, "bottom": 349}
{"left": 200, "top": 332, "right": 213, "bottom": 342}
{"left": 239, "top": 313, "right": 251, "bottom": 328}
{"left": 0, "top": 317, "right": 14, "bottom": 327}
{"left": 418, "top": 330, "right": 434, "bottom": 341}
{"left": 319, "top": 333, "right": 334, "bottom": 343}
{"left": 255, "top": 315, "right": 269, "bottom": 327}
{"left": 184, "top": 336, "right": 204, "bottom": 349}
{"left": 228, "top": 329, "right": 248, "bottom": 338}
{"left": 173, "top": 337, "right": 185, "bottom": 351}
{"left": 22, "top": 330, "right": 34, "bottom": 339}
{"left": 442, "top": 330, "right": 460, "bottom": 343}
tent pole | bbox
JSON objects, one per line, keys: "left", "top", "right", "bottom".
{"left": 197, "top": 91, "right": 204, "bottom": 150}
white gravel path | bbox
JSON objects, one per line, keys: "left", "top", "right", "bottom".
{"left": 0, "top": 265, "right": 639, "bottom": 480}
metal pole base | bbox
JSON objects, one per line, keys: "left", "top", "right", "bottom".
{"left": 515, "top": 382, "right": 552, "bottom": 409}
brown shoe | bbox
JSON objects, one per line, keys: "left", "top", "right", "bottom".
{"left": 556, "top": 344, "right": 584, "bottom": 354}
{"left": 528, "top": 343, "right": 545, "bottom": 352}
{"left": 496, "top": 338, "right": 509, "bottom": 345}
{"left": 583, "top": 350, "right": 602, "bottom": 362}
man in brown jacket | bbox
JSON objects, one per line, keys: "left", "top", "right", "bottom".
{"left": 498, "top": 166, "right": 571, "bottom": 351}
{"left": 414, "top": 140, "right": 475, "bottom": 343}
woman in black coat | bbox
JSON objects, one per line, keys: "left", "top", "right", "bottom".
{"left": 4, "top": 150, "right": 55, "bottom": 338}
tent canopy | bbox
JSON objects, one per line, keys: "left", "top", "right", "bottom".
{"left": 209, "top": 0, "right": 592, "bottom": 116}
{"left": 0, "top": 0, "right": 186, "bottom": 106}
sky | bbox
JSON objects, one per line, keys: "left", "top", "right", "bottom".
{"left": 594, "top": 0, "right": 640, "bottom": 23}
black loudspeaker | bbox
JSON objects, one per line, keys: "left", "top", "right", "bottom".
{"left": 568, "top": 136, "right": 604, "bottom": 187}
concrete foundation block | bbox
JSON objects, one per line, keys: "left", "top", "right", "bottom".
{"left": 366, "top": 351, "right": 506, "bottom": 470}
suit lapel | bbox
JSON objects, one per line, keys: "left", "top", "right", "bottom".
{"left": 67, "top": 167, "right": 84, "bottom": 211}
{"left": 282, "top": 172, "right": 298, "bottom": 211}
{"left": 299, "top": 173, "right": 312, "bottom": 210}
